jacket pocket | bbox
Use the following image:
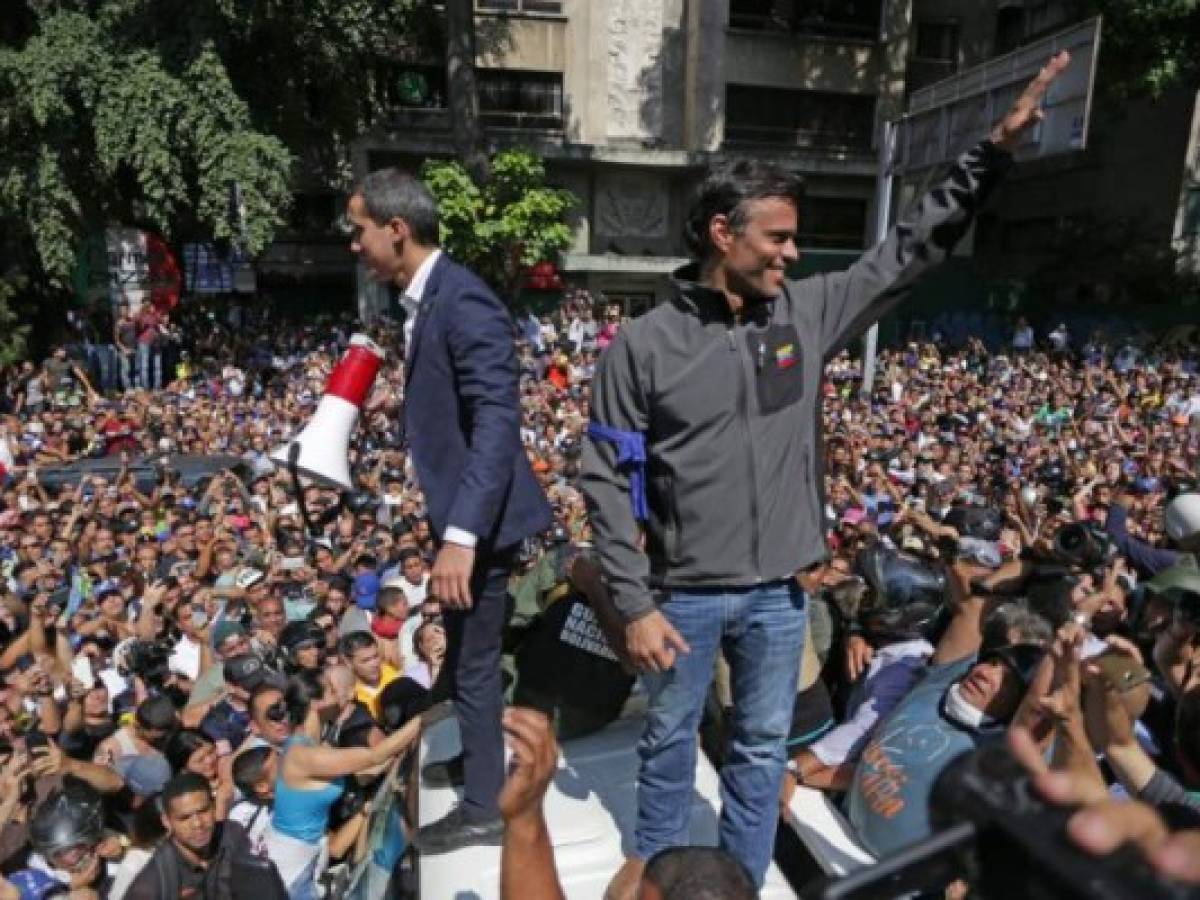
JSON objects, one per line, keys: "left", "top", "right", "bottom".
{"left": 748, "top": 323, "right": 805, "bottom": 414}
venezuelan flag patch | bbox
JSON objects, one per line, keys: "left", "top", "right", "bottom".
{"left": 775, "top": 343, "right": 797, "bottom": 370}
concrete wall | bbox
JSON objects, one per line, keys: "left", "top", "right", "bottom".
{"left": 476, "top": 14, "right": 567, "bottom": 71}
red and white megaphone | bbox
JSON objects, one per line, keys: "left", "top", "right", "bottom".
{"left": 270, "top": 334, "right": 385, "bottom": 491}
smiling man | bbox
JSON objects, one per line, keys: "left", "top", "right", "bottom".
{"left": 583, "top": 52, "right": 1072, "bottom": 896}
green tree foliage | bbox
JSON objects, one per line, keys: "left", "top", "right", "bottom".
{"left": 1083, "top": 0, "right": 1200, "bottom": 96}
{"left": 0, "top": 3, "right": 296, "bottom": 364}
{"left": 421, "top": 150, "right": 576, "bottom": 302}
{"left": 0, "top": 272, "right": 31, "bottom": 365}
{"left": 0, "top": 0, "right": 431, "bottom": 360}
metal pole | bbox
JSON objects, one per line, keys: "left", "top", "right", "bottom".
{"left": 861, "top": 118, "right": 898, "bottom": 398}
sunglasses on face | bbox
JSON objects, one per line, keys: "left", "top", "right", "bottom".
{"left": 263, "top": 700, "right": 290, "bottom": 723}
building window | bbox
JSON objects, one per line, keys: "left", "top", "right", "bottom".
{"left": 478, "top": 70, "right": 564, "bottom": 129}
{"left": 994, "top": 6, "right": 1025, "bottom": 55}
{"left": 1026, "top": 1, "right": 1068, "bottom": 38}
{"left": 728, "top": 0, "right": 882, "bottom": 40}
{"left": 914, "top": 20, "right": 959, "bottom": 61}
{"left": 477, "top": 0, "right": 563, "bottom": 13}
{"left": 1184, "top": 187, "right": 1200, "bottom": 237}
{"left": 725, "top": 85, "right": 875, "bottom": 152}
{"left": 799, "top": 196, "right": 868, "bottom": 249}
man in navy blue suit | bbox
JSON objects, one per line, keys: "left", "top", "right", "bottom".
{"left": 346, "top": 169, "right": 553, "bottom": 854}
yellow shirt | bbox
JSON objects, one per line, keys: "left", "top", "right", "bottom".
{"left": 354, "top": 664, "right": 400, "bottom": 721}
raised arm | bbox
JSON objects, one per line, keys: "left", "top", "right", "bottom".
{"left": 284, "top": 714, "right": 421, "bottom": 781}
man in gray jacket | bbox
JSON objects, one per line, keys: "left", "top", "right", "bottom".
{"left": 582, "top": 52, "right": 1071, "bottom": 894}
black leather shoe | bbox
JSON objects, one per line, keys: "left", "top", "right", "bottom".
{"left": 421, "top": 753, "right": 465, "bottom": 788}
{"left": 413, "top": 804, "right": 503, "bottom": 855}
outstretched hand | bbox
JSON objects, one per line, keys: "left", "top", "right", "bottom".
{"left": 498, "top": 708, "right": 560, "bottom": 828}
{"left": 990, "top": 51, "right": 1072, "bottom": 152}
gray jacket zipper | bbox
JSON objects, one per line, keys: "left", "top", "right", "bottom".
{"left": 729, "top": 327, "right": 762, "bottom": 579}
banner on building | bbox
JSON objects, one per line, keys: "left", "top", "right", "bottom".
{"left": 105, "top": 227, "right": 182, "bottom": 312}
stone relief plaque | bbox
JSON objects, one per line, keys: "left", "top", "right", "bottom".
{"left": 607, "top": 0, "right": 665, "bottom": 141}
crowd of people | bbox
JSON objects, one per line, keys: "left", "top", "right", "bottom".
{"left": 1, "top": 281, "right": 1199, "bottom": 898}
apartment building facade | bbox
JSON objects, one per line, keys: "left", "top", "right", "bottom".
{"left": 341, "top": 0, "right": 927, "bottom": 317}
{"left": 265, "top": 0, "right": 1199, "bottom": 318}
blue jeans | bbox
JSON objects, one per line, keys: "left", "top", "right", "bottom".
{"left": 286, "top": 854, "right": 318, "bottom": 900}
{"left": 136, "top": 342, "right": 160, "bottom": 389}
{"left": 118, "top": 351, "right": 134, "bottom": 391}
{"left": 635, "top": 580, "right": 806, "bottom": 886}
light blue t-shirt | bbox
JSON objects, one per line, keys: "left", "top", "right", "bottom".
{"left": 848, "top": 655, "right": 998, "bottom": 858}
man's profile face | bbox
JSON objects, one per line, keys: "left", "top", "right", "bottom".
{"left": 712, "top": 197, "right": 799, "bottom": 300}
{"left": 164, "top": 789, "right": 216, "bottom": 855}
{"left": 346, "top": 194, "right": 403, "bottom": 284}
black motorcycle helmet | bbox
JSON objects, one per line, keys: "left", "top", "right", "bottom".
{"left": 30, "top": 781, "right": 105, "bottom": 868}
{"left": 855, "top": 542, "right": 948, "bottom": 644}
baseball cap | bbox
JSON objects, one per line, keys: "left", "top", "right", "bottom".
{"left": 211, "top": 620, "right": 247, "bottom": 651}
{"left": 114, "top": 752, "right": 171, "bottom": 797}
{"left": 353, "top": 572, "right": 381, "bottom": 611}
{"left": 224, "top": 654, "right": 270, "bottom": 691}
{"left": 380, "top": 574, "right": 408, "bottom": 594}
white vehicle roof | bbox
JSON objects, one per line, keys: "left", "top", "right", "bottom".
{"left": 419, "top": 712, "right": 797, "bottom": 899}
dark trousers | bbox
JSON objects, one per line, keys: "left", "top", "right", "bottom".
{"left": 437, "top": 546, "right": 514, "bottom": 822}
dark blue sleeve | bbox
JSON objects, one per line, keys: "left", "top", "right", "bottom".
{"left": 1105, "top": 503, "right": 1180, "bottom": 578}
{"left": 443, "top": 283, "right": 523, "bottom": 540}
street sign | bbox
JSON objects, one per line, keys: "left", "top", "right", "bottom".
{"left": 896, "top": 17, "right": 1102, "bottom": 173}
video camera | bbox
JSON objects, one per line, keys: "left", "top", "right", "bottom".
{"left": 811, "top": 743, "right": 1200, "bottom": 900}
{"left": 1052, "top": 522, "right": 1117, "bottom": 572}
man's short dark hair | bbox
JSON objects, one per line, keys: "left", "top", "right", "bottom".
{"left": 135, "top": 693, "right": 178, "bottom": 733}
{"left": 683, "top": 159, "right": 804, "bottom": 261}
{"left": 161, "top": 772, "right": 211, "bottom": 814}
{"left": 643, "top": 847, "right": 757, "bottom": 900}
{"left": 353, "top": 168, "right": 441, "bottom": 246}
{"left": 232, "top": 746, "right": 274, "bottom": 799}
{"left": 339, "top": 631, "right": 376, "bottom": 659}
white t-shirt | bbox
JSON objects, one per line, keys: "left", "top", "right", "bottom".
{"left": 399, "top": 574, "right": 429, "bottom": 607}
{"left": 170, "top": 634, "right": 202, "bottom": 681}
{"left": 229, "top": 799, "right": 273, "bottom": 858}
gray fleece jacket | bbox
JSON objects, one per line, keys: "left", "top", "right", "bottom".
{"left": 581, "top": 140, "right": 1014, "bottom": 623}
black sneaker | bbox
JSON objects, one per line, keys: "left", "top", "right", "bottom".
{"left": 413, "top": 804, "right": 503, "bottom": 855}
{"left": 421, "top": 753, "right": 465, "bottom": 789}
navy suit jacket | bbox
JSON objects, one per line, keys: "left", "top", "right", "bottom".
{"left": 403, "top": 254, "right": 552, "bottom": 550}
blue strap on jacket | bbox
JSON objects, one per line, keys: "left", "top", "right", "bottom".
{"left": 587, "top": 422, "right": 648, "bottom": 522}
